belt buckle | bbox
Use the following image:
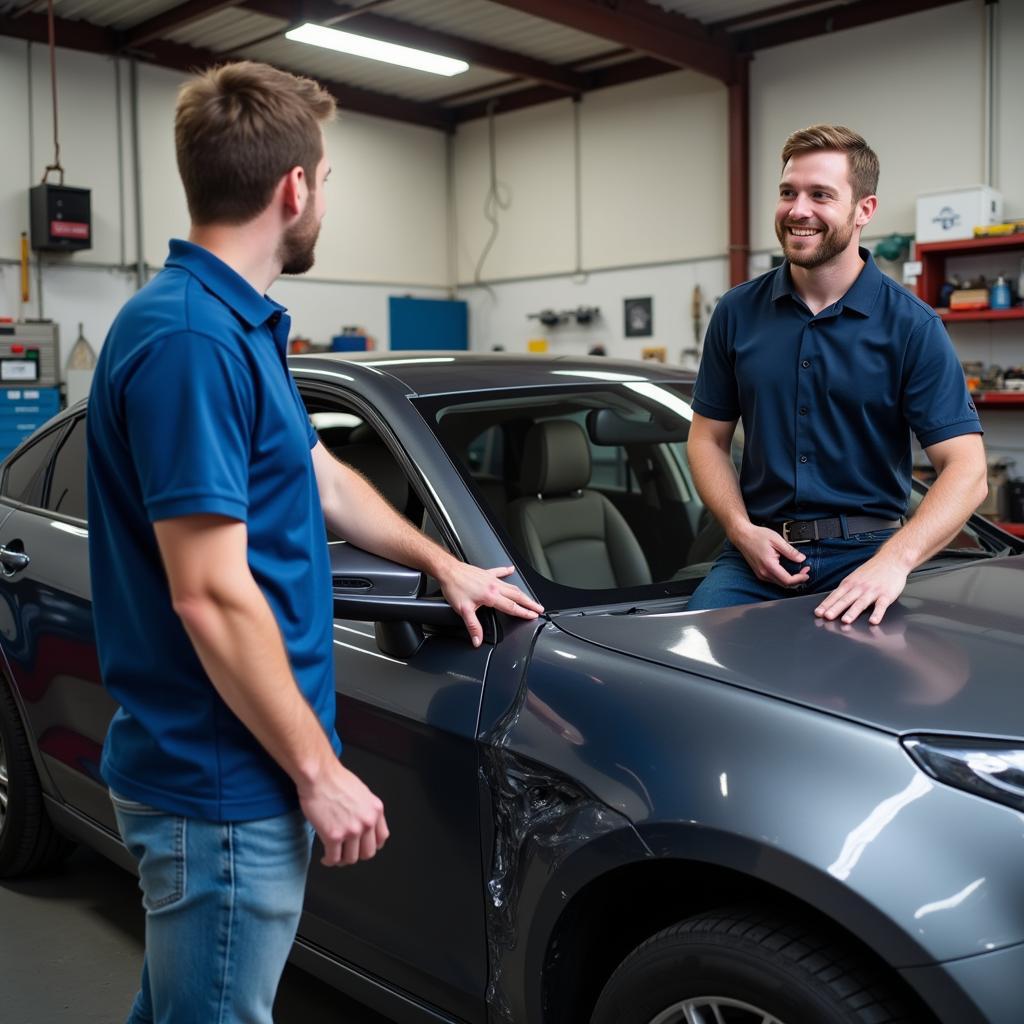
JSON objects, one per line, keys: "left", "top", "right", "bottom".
{"left": 782, "top": 520, "right": 813, "bottom": 544}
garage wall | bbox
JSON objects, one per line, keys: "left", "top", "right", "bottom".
{"left": 454, "top": 70, "right": 729, "bottom": 285}
{"left": 461, "top": 254, "right": 728, "bottom": 366}
{"left": 0, "top": 40, "right": 450, "bottom": 357}
{"left": 750, "top": 1, "right": 996, "bottom": 253}
{"left": 137, "top": 62, "right": 451, "bottom": 287}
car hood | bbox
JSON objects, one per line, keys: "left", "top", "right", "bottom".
{"left": 553, "top": 556, "right": 1024, "bottom": 738}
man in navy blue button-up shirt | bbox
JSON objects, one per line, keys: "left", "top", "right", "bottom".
{"left": 87, "top": 61, "right": 542, "bottom": 1024}
{"left": 688, "top": 124, "right": 986, "bottom": 624}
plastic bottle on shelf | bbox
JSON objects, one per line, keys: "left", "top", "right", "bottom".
{"left": 990, "top": 276, "right": 1011, "bottom": 311}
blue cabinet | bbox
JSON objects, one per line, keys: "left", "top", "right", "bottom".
{"left": 0, "top": 387, "right": 62, "bottom": 459}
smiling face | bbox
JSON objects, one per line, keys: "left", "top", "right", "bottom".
{"left": 774, "top": 150, "right": 872, "bottom": 270}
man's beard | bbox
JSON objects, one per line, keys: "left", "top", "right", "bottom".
{"left": 278, "top": 199, "right": 321, "bottom": 276}
{"left": 776, "top": 206, "right": 856, "bottom": 270}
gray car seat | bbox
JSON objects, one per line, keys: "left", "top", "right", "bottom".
{"left": 506, "top": 420, "right": 652, "bottom": 589}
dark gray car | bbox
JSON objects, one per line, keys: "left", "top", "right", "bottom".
{"left": 1, "top": 352, "right": 1022, "bottom": 1024}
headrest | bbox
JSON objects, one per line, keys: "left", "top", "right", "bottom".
{"left": 519, "top": 420, "right": 591, "bottom": 496}
{"left": 335, "top": 444, "right": 409, "bottom": 512}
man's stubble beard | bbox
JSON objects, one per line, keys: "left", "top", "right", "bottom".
{"left": 278, "top": 197, "right": 321, "bottom": 276}
{"left": 776, "top": 204, "right": 857, "bottom": 270}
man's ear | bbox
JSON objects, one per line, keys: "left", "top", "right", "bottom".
{"left": 279, "top": 165, "right": 307, "bottom": 219}
{"left": 856, "top": 194, "right": 878, "bottom": 228}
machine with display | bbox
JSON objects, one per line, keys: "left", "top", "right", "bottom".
{"left": 0, "top": 321, "right": 62, "bottom": 459}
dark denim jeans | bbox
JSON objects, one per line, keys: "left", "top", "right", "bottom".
{"left": 687, "top": 530, "right": 897, "bottom": 611}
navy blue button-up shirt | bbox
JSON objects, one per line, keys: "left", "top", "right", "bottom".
{"left": 87, "top": 239, "right": 338, "bottom": 821}
{"left": 692, "top": 249, "right": 981, "bottom": 523}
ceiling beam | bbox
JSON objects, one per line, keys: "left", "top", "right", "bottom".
{"left": 242, "top": 0, "right": 588, "bottom": 93}
{"left": 121, "top": 0, "right": 247, "bottom": 50}
{"left": 486, "top": 0, "right": 736, "bottom": 84}
{"left": 0, "top": 9, "right": 452, "bottom": 130}
{"left": 733, "top": 0, "right": 966, "bottom": 51}
{"left": 450, "top": 55, "right": 676, "bottom": 123}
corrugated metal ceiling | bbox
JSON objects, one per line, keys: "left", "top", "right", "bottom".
{"left": 0, "top": 0, "right": 926, "bottom": 123}
{"left": 379, "top": 0, "right": 619, "bottom": 66}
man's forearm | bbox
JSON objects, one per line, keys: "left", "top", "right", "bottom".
{"left": 878, "top": 457, "right": 988, "bottom": 571}
{"left": 689, "top": 438, "right": 752, "bottom": 541}
{"left": 174, "top": 579, "right": 337, "bottom": 789}
{"left": 322, "top": 464, "right": 451, "bottom": 578}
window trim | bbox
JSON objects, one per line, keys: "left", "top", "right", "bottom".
{"left": 0, "top": 417, "right": 78, "bottom": 520}
{"left": 295, "top": 379, "right": 462, "bottom": 560}
{"left": 42, "top": 414, "right": 88, "bottom": 524}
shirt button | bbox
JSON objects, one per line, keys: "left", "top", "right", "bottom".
{"left": 801, "top": 359, "right": 811, "bottom": 368}
{"left": 268, "top": 312, "right": 282, "bottom": 327}
{"left": 799, "top": 407, "right": 808, "bottom": 415}
{"left": 799, "top": 455, "right": 809, "bottom": 463}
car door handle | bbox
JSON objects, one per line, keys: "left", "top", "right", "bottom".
{"left": 0, "top": 546, "right": 30, "bottom": 573}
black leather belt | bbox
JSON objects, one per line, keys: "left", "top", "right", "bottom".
{"left": 767, "top": 516, "right": 903, "bottom": 545}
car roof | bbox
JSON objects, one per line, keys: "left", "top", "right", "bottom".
{"left": 287, "top": 350, "right": 696, "bottom": 397}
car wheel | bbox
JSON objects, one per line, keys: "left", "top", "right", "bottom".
{"left": 0, "top": 677, "right": 74, "bottom": 877}
{"left": 591, "top": 906, "right": 918, "bottom": 1024}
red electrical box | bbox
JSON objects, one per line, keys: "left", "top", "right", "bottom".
{"left": 29, "top": 183, "right": 92, "bottom": 252}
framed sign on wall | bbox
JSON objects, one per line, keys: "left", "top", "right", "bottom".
{"left": 624, "top": 296, "right": 653, "bottom": 337}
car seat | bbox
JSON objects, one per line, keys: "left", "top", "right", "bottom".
{"left": 506, "top": 420, "right": 652, "bottom": 589}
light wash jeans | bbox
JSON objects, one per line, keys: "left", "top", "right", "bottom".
{"left": 687, "top": 530, "right": 897, "bottom": 610}
{"left": 111, "top": 792, "right": 314, "bottom": 1024}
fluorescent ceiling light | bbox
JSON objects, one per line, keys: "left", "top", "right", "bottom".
{"left": 286, "top": 23, "right": 469, "bottom": 77}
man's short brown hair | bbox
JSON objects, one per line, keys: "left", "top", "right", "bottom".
{"left": 781, "top": 124, "right": 879, "bottom": 201}
{"left": 175, "top": 61, "right": 336, "bottom": 226}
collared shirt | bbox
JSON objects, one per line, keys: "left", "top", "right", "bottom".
{"left": 692, "top": 248, "right": 981, "bottom": 523}
{"left": 87, "top": 238, "right": 338, "bottom": 822}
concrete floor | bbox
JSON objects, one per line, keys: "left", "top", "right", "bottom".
{"left": 0, "top": 845, "right": 395, "bottom": 1024}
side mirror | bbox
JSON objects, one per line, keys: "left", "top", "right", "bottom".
{"left": 331, "top": 543, "right": 462, "bottom": 659}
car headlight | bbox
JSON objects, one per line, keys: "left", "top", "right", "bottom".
{"left": 904, "top": 735, "right": 1024, "bottom": 813}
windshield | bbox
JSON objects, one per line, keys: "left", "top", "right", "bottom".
{"left": 417, "top": 382, "right": 1009, "bottom": 610}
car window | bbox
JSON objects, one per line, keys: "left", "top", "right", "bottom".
{"left": 422, "top": 383, "right": 701, "bottom": 607}
{"left": 44, "top": 416, "right": 87, "bottom": 521}
{"left": 1, "top": 425, "right": 64, "bottom": 508}
{"left": 302, "top": 392, "right": 440, "bottom": 550}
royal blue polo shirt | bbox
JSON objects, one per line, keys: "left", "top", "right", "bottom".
{"left": 692, "top": 248, "right": 981, "bottom": 524}
{"left": 87, "top": 239, "right": 338, "bottom": 822}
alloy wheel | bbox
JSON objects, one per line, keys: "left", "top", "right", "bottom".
{"left": 648, "top": 997, "right": 788, "bottom": 1024}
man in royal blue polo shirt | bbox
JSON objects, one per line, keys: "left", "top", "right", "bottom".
{"left": 87, "top": 61, "right": 542, "bottom": 1024}
{"left": 687, "top": 124, "right": 987, "bottom": 623}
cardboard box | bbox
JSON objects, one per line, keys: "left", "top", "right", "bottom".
{"left": 916, "top": 186, "right": 1003, "bottom": 243}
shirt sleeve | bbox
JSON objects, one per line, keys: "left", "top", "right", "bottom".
{"left": 691, "top": 303, "right": 740, "bottom": 421}
{"left": 120, "top": 331, "right": 255, "bottom": 523}
{"left": 902, "top": 316, "right": 982, "bottom": 448}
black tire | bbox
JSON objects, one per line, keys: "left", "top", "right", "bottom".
{"left": 0, "top": 676, "right": 75, "bottom": 877}
{"left": 591, "top": 905, "right": 921, "bottom": 1024}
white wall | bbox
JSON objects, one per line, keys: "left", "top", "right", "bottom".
{"left": 0, "top": 41, "right": 451, "bottom": 356}
{"left": 461, "top": 256, "right": 728, "bottom": 368}
{"left": 750, "top": 2, "right": 990, "bottom": 251}
{"left": 137, "top": 62, "right": 451, "bottom": 286}
{"left": 454, "top": 70, "right": 729, "bottom": 285}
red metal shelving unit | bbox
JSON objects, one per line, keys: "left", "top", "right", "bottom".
{"left": 916, "top": 233, "right": 1024, "bottom": 311}
{"left": 939, "top": 308, "right": 1024, "bottom": 323}
{"left": 971, "top": 392, "right": 1024, "bottom": 408}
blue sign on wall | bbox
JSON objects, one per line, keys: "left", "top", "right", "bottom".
{"left": 389, "top": 296, "right": 468, "bottom": 351}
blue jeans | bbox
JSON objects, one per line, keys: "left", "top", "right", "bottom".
{"left": 686, "top": 530, "right": 897, "bottom": 611}
{"left": 111, "top": 793, "right": 313, "bottom": 1024}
